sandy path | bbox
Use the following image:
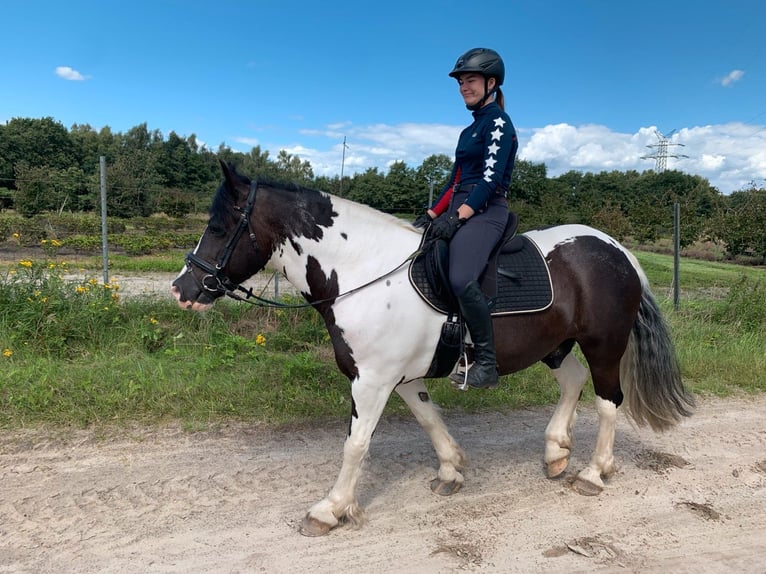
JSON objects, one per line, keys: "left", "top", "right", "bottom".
{"left": 65, "top": 271, "right": 297, "bottom": 300}
{"left": 1, "top": 394, "right": 765, "bottom": 573}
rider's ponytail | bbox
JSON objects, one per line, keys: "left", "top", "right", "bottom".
{"left": 495, "top": 87, "right": 505, "bottom": 111}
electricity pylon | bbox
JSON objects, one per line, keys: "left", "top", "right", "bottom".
{"left": 641, "top": 129, "right": 689, "bottom": 171}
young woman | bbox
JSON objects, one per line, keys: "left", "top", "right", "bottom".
{"left": 415, "top": 47, "right": 518, "bottom": 389}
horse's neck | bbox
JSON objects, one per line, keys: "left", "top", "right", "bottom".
{"left": 268, "top": 194, "right": 420, "bottom": 292}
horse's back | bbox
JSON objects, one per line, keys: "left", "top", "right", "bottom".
{"left": 523, "top": 224, "right": 625, "bottom": 258}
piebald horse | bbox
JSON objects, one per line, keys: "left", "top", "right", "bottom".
{"left": 171, "top": 162, "right": 694, "bottom": 536}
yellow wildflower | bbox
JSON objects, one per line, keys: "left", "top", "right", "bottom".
{"left": 2, "top": 349, "right": 12, "bottom": 358}
{"left": 19, "top": 260, "right": 33, "bottom": 268}
{"left": 255, "top": 334, "right": 266, "bottom": 346}
{"left": 12, "top": 233, "right": 20, "bottom": 239}
{"left": 149, "top": 317, "right": 159, "bottom": 325}
{"left": 75, "top": 286, "right": 88, "bottom": 294}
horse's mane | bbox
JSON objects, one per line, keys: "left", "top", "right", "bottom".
{"left": 210, "top": 168, "right": 314, "bottom": 224}
{"left": 210, "top": 166, "right": 421, "bottom": 235}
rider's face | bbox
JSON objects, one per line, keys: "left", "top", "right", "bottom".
{"left": 457, "top": 73, "right": 495, "bottom": 108}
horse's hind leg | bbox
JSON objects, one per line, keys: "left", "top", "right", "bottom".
{"left": 572, "top": 395, "right": 618, "bottom": 495}
{"left": 396, "top": 379, "right": 466, "bottom": 496}
{"left": 572, "top": 359, "right": 622, "bottom": 496}
{"left": 544, "top": 352, "right": 589, "bottom": 478}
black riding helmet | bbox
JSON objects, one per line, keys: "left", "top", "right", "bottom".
{"left": 449, "top": 48, "right": 505, "bottom": 110}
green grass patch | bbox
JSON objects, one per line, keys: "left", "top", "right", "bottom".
{"left": 1, "top": 250, "right": 765, "bottom": 430}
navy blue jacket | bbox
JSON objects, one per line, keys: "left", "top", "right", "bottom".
{"left": 432, "top": 101, "right": 518, "bottom": 214}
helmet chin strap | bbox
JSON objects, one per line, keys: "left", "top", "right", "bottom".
{"left": 466, "top": 77, "right": 497, "bottom": 111}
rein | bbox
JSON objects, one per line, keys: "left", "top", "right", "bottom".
{"left": 184, "top": 178, "right": 423, "bottom": 310}
{"left": 224, "top": 249, "right": 420, "bottom": 309}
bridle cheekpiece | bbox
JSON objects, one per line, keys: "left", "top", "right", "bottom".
{"left": 185, "top": 179, "right": 259, "bottom": 296}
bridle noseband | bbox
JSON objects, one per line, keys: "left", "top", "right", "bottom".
{"left": 185, "top": 179, "right": 259, "bottom": 296}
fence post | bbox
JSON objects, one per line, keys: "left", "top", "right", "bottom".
{"left": 100, "top": 156, "right": 109, "bottom": 285}
{"left": 673, "top": 202, "right": 680, "bottom": 311}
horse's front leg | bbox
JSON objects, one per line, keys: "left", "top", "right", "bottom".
{"left": 544, "top": 353, "right": 588, "bottom": 478}
{"left": 299, "top": 375, "right": 394, "bottom": 537}
{"left": 395, "top": 379, "right": 466, "bottom": 496}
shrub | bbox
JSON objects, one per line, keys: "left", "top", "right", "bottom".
{"left": 711, "top": 276, "right": 766, "bottom": 331}
{"left": 0, "top": 260, "right": 121, "bottom": 356}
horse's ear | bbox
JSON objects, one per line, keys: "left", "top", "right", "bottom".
{"left": 219, "top": 160, "right": 240, "bottom": 196}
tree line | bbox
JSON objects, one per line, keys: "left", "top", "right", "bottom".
{"left": 1, "top": 116, "right": 765, "bottom": 261}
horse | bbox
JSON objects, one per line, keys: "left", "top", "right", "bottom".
{"left": 171, "top": 162, "right": 694, "bottom": 537}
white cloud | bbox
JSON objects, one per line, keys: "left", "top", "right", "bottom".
{"left": 234, "top": 120, "right": 765, "bottom": 195}
{"left": 521, "top": 122, "right": 766, "bottom": 193}
{"left": 720, "top": 69, "right": 744, "bottom": 87}
{"left": 55, "top": 66, "right": 87, "bottom": 81}
{"left": 233, "top": 136, "right": 260, "bottom": 147}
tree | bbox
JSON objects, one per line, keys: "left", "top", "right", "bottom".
{"left": 345, "top": 168, "right": 386, "bottom": 209}
{"left": 591, "top": 200, "right": 632, "bottom": 241}
{"left": 12, "top": 163, "right": 88, "bottom": 215}
{"left": 105, "top": 151, "right": 162, "bottom": 217}
{"left": 415, "top": 154, "right": 452, "bottom": 209}
{"left": 0, "top": 117, "right": 77, "bottom": 190}
{"left": 384, "top": 161, "right": 419, "bottom": 213}
{"left": 509, "top": 159, "right": 547, "bottom": 204}
{"left": 275, "top": 150, "right": 314, "bottom": 182}
{"left": 711, "top": 186, "right": 766, "bottom": 261}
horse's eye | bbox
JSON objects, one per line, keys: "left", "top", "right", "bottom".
{"left": 208, "top": 225, "right": 225, "bottom": 237}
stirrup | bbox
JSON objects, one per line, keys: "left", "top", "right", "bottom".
{"left": 449, "top": 350, "right": 470, "bottom": 391}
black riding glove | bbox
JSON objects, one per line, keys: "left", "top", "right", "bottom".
{"left": 412, "top": 212, "right": 433, "bottom": 229}
{"left": 429, "top": 214, "right": 465, "bottom": 241}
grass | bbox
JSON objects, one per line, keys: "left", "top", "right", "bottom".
{"left": 1, "top": 249, "right": 765, "bottom": 430}
{"left": 635, "top": 250, "right": 765, "bottom": 291}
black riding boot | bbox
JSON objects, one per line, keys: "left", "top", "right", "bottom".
{"left": 458, "top": 281, "right": 498, "bottom": 389}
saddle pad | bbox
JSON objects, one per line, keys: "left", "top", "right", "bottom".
{"left": 489, "top": 235, "right": 553, "bottom": 316}
{"left": 408, "top": 235, "right": 554, "bottom": 316}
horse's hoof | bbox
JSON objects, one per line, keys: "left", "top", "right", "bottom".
{"left": 572, "top": 476, "right": 603, "bottom": 496}
{"left": 299, "top": 513, "right": 334, "bottom": 537}
{"left": 430, "top": 477, "right": 463, "bottom": 496}
{"left": 546, "top": 457, "right": 569, "bottom": 478}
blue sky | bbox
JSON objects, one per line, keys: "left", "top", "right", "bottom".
{"left": 3, "top": 0, "right": 764, "bottom": 194}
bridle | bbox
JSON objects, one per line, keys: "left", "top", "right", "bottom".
{"left": 183, "top": 178, "right": 422, "bottom": 309}
{"left": 184, "top": 179, "right": 259, "bottom": 297}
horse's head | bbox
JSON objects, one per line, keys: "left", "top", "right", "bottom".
{"left": 172, "top": 162, "right": 271, "bottom": 311}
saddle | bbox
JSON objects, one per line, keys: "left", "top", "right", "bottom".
{"left": 408, "top": 213, "right": 554, "bottom": 379}
{"left": 408, "top": 212, "right": 554, "bottom": 316}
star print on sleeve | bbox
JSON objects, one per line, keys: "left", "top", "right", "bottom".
{"left": 490, "top": 127, "right": 503, "bottom": 141}
{"left": 493, "top": 117, "right": 506, "bottom": 128}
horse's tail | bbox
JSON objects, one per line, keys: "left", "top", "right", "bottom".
{"left": 620, "top": 285, "right": 695, "bottom": 432}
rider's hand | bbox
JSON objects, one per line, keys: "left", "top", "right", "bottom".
{"left": 412, "top": 212, "right": 433, "bottom": 229}
{"left": 429, "top": 214, "right": 465, "bottom": 241}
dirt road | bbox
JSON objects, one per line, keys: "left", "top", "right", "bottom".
{"left": 2, "top": 395, "right": 765, "bottom": 573}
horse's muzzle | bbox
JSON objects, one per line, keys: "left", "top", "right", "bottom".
{"left": 171, "top": 278, "right": 216, "bottom": 311}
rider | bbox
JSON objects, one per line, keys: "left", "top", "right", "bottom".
{"left": 414, "top": 47, "right": 518, "bottom": 389}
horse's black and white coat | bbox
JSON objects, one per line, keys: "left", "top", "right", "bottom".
{"left": 172, "top": 163, "right": 694, "bottom": 536}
